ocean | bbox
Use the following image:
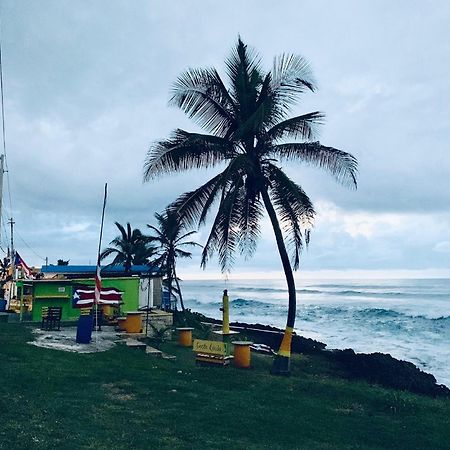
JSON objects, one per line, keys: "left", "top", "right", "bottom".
{"left": 181, "top": 278, "right": 450, "bottom": 386}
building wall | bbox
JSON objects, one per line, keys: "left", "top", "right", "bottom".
{"left": 153, "top": 277, "right": 162, "bottom": 307}
{"left": 30, "top": 277, "right": 141, "bottom": 322}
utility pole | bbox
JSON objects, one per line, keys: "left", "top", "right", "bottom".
{"left": 0, "top": 154, "right": 4, "bottom": 245}
{"left": 7, "top": 217, "right": 15, "bottom": 316}
{"left": 9, "top": 217, "right": 14, "bottom": 277}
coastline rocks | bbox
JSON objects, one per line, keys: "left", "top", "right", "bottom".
{"left": 175, "top": 310, "right": 449, "bottom": 397}
{"left": 328, "top": 349, "right": 450, "bottom": 397}
{"left": 225, "top": 321, "right": 327, "bottom": 354}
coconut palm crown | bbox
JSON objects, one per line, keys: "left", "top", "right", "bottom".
{"left": 100, "top": 222, "right": 155, "bottom": 274}
{"left": 147, "top": 209, "right": 200, "bottom": 311}
{"left": 144, "top": 38, "right": 357, "bottom": 374}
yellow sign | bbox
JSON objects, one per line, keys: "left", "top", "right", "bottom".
{"left": 193, "top": 339, "right": 228, "bottom": 355}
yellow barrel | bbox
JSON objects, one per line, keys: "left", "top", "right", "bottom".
{"left": 117, "top": 317, "right": 127, "bottom": 331}
{"left": 177, "top": 327, "right": 194, "bottom": 347}
{"left": 232, "top": 341, "right": 253, "bottom": 368}
{"left": 102, "top": 305, "right": 112, "bottom": 319}
{"left": 125, "top": 312, "right": 142, "bottom": 333}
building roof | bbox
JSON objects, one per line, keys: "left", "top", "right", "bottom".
{"left": 41, "top": 264, "right": 160, "bottom": 277}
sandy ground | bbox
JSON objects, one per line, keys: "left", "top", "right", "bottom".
{"left": 28, "top": 326, "right": 123, "bottom": 353}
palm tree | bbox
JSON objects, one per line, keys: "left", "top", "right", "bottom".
{"left": 100, "top": 222, "right": 155, "bottom": 274}
{"left": 147, "top": 208, "right": 200, "bottom": 311}
{"left": 143, "top": 38, "right": 357, "bottom": 374}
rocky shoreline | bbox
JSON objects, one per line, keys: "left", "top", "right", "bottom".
{"left": 177, "top": 310, "right": 450, "bottom": 397}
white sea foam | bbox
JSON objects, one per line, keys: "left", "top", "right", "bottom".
{"left": 182, "top": 278, "right": 450, "bottom": 386}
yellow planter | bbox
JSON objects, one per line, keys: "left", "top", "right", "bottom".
{"left": 232, "top": 341, "right": 253, "bottom": 368}
{"left": 117, "top": 317, "right": 127, "bottom": 331}
{"left": 177, "top": 327, "right": 194, "bottom": 347}
{"left": 125, "top": 312, "right": 142, "bottom": 333}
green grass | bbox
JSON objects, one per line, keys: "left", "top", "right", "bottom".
{"left": 0, "top": 323, "right": 449, "bottom": 449}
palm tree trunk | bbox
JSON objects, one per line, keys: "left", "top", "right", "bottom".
{"left": 261, "top": 188, "right": 297, "bottom": 375}
{"left": 174, "top": 268, "right": 186, "bottom": 312}
{"left": 167, "top": 271, "right": 174, "bottom": 311}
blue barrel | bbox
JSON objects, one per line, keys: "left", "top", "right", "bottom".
{"left": 76, "top": 314, "right": 94, "bottom": 344}
{"left": 0, "top": 299, "right": 7, "bottom": 312}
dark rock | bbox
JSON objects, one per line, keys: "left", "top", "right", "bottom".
{"left": 328, "top": 348, "right": 450, "bottom": 397}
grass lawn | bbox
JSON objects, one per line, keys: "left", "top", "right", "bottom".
{"left": 0, "top": 323, "right": 449, "bottom": 449}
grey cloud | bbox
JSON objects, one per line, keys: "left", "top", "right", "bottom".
{"left": 2, "top": 0, "right": 450, "bottom": 274}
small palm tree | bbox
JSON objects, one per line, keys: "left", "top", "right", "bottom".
{"left": 100, "top": 222, "right": 155, "bottom": 274}
{"left": 147, "top": 209, "right": 200, "bottom": 311}
{"left": 143, "top": 38, "right": 357, "bottom": 374}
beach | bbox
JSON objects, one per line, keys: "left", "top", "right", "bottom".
{"left": 182, "top": 278, "right": 450, "bottom": 386}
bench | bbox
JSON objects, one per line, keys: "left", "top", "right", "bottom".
{"left": 41, "top": 307, "right": 62, "bottom": 331}
{"left": 193, "top": 339, "right": 233, "bottom": 366}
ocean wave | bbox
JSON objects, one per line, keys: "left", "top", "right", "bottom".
{"left": 231, "top": 298, "right": 274, "bottom": 309}
{"left": 235, "top": 286, "right": 449, "bottom": 299}
{"left": 303, "top": 289, "right": 450, "bottom": 299}
{"left": 300, "top": 306, "right": 450, "bottom": 322}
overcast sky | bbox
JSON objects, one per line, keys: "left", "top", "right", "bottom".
{"left": 2, "top": 0, "right": 450, "bottom": 279}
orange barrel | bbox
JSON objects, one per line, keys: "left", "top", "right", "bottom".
{"left": 177, "top": 327, "right": 194, "bottom": 347}
{"left": 232, "top": 341, "right": 253, "bottom": 368}
{"left": 125, "top": 312, "right": 143, "bottom": 333}
{"left": 117, "top": 317, "right": 127, "bottom": 331}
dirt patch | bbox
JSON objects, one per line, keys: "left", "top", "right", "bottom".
{"left": 28, "top": 326, "right": 122, "bottom": 353}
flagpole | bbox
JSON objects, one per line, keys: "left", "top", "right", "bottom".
{"left": 94, "top": 183, "right": 108, "bottom": 347}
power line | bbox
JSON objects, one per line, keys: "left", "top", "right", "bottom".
{"left": 16, "top": 231, "right": 46, "bottom": 261}
{"left": 0, "top": 20, "right": 12, "bottom": 217}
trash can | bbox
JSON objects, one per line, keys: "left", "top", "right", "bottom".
{"left": 76, "top": 313, "right": 94, "bottom": 344}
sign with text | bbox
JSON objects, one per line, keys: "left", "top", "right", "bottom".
{"left": 193, "top": 339, "right": 229, "bottom": 355}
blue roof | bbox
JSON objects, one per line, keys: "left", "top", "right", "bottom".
{"left": 41, "top": 264, "right": 160, "bottom": 276}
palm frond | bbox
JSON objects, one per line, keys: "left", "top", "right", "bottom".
{"left": 264, "top": 111, "right": 324, "bottom": 143}
{"left": 177, "top": 241, "right": 202, "bottom": 248}
{"left": 226, "top": 38, "right": 263, "bottom": 121}
{"left": 266, "top": 163, "right": 315, "bottom": 270}
{"left": 170, "top": 67, "right": 236, "bottom": 136}
{"left": 170, "top": 171, "right": 226, "bottom": 226}
{"left": 99, "top": 247, "right": 118, "bottom": 261}
{"left": 269, "top": 142, "right": 358, "bottom": 188}
{"left": 175, "top": 230, "right": 197, "bottom": 243}
{"left": 114, "top": 222, "right": 128, "bottom": 241}
{"left": 201, "top": 177, "right": 243, "bottom": 271}
{"left": 143, "top": 129, "right": 233, "bottom": 180}
{"left": 175, "top": 249, "right": 193, "bottom": 259}
{"left": 235, "top": 180, "right": 264, "bottom": 259}
{"left": 270, "top": 53, "right": 316, "bottom": 117}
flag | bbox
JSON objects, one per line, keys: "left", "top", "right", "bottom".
{"left": 14, "top": 252, "right": 32, "bottom": 279}
{"left": 73, "top": 285, "right": 123, "bottom": 308}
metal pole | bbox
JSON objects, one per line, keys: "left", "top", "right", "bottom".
{"left": 9, "top": 217, "right": 14, "bottom": 314}
{"left": 145, "top": 277, "right": 150, "bottom": 336}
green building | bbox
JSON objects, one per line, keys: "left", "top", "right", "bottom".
{"left": 17, "top": 265, "right": 162, "bottom": 322}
